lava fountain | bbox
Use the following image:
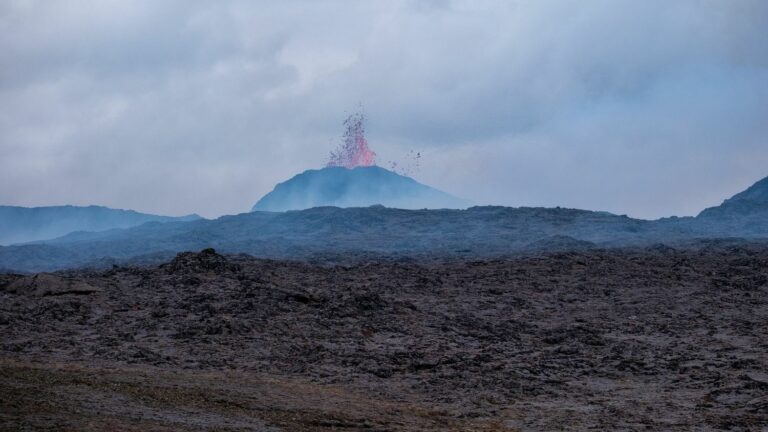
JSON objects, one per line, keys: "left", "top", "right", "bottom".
{"left": 326, "top": 111, "right": 376, "bottom": 169}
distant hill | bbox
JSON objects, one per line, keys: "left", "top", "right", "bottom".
{"left": 2, "top": 175, "right": 768, "bottom": 273}
{"left": 0, "top": 205, "right": 201, "bottom": 245}
{"left": 0, "top": 203, "right": 754, "bottom": 273}
{"left": 0, "top": 206, "right": 644, "bottom": 272}
{"left": 695, "top": 176, "right": 768, "bottom": 235}
{"left": 698, "top": 176, "right": 768, "bottom": 219}
{"left": 252, "top": 166, "right": 466, "bottom": 212}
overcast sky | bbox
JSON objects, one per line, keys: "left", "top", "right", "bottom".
{"left": 1, "top": 0, "right": 767, "bottom": 219}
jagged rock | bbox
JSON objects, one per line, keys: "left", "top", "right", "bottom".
{"left": 4, "top": 273, "right": 100, "bottom": 296}
{"left": 164, "top": 248, "right": 241, "bottom": 275}
{"left": 525, "top": 235, "right": 596, "bottom": 251}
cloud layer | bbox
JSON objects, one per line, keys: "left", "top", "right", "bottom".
{"left": 2, "top": 0, "right": 767, "bottom": 218}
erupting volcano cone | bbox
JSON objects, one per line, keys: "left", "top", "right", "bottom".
{"left": 251, "top": 166, "right": 466, "bottom": 212}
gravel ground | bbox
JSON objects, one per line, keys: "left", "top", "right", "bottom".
{"left": 1, "top": 246, "right": 767, "bottom": 431}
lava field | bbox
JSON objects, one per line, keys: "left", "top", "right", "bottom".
{"left": 2, "top": 246, "right": 767, "bottom": 431}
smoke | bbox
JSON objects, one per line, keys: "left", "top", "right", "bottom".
{"left": 326, "top": 111, "right": 376, "bottom": 169}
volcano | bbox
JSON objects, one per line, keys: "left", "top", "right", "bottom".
{"left": 251, "top": 166, "right": 466, "bottom": 212}
{"left": 251, "top": 111, "right": 465, "bottom": 212}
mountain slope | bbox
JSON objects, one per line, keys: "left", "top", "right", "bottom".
{"left": 252, "top": 166, "right": 466, "bottom": 211}
{"left": 0, "top": 205, "right": 201, "bottom": 245}
{"left": 695, "top": 176, "right": 768, "bottom": 235}
{"left": 698, "top": 176, "right": 768, "bottom": 218}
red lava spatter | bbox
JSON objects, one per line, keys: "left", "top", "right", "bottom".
{"left": 327, "top": 111, "right": 376, "bottom": 169}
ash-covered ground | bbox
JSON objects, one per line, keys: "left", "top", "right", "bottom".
{"left": 2, "top": 245, "right": 767, "bottom": 431}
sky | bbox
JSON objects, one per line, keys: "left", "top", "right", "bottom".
{"left": 1, "top": 0, "right": 767, "bottom": 219}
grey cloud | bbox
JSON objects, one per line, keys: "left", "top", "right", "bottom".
{"left": 1, "top": 0, "right": 767, "bottom": 219}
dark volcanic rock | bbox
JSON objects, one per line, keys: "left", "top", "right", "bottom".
{"left": 3, "top": 273, "right": 100, "bottom": 296}
{"left": 525, "top": 235, "right": 596, "bottom": 251}
{"left": 163, "top": 248, "right": 241, "bottom": 275}
{"left": 2, "top": 245, "right": 768, "bottom": 430}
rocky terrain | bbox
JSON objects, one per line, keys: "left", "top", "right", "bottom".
{"left": 2, "top": 245, "right": 767, "bottom": 431}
